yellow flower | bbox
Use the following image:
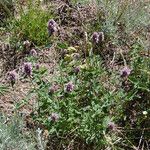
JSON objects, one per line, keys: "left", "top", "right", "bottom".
{"left": 79, "top": 64, "right": 89, "bottom": 70}
{"left": 64, "top": 54, "right": 72, "bottom": 62}
{"left": 67, "top": 46, "right": 77, "bottom": 54}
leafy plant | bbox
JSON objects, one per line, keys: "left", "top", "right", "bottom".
{"left": 27, "top": 54, "right": 126, "bottom": 149}
{"left": 0, "top": 85, "right": 9, "bottom": 96}
{"left": 1, "top": 0, "right": 150, "bottom": 149}
{"left": 0, "top": 113, "right": 36, "bottom": 150}
{"left": 10, "top": 1, "right": 54, "bottom": 46}
{"left": 0, "top": 0, "right": 14, "bottom": 17}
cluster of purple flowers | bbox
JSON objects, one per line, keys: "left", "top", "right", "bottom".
{"left": 7, "top": 61, "right": 40, "bottom": 86}
{"left": 74, "top": 66, "right": 80, "bottom": 74}
{"left": 120, "top": 66, "right": 131, "bottom": 77}
{"left": 30, "top": 49, "right": 37, "bottom": 57}
{"left": 35, "top": 63, "right": 40, "bottom": 70}
{"left": 108, "top": 122, "right": 116, "bottom": 131}
{"left": 49, "top": 84, "right": 59, "bottom": 94}
{"left": 72, "top": 53, "right": 80, "bottom": 60}
{"left": 65, "top": 82, "right": 74, "bottom": 93}
{"left": 92, "top": 32, "right": 104, "bottom": 44}
{"left": 23, "top": 40, "right": 31, "bottom": 50}
{"left": 49, "top": 81, "right": 75, "bottom": 95}
{"left": 23, "top": 62, "right": 32, "bottom": 76}
{"left": 47, "top": 19, "right": 58, "bottom": 36}
{"left": 49, "top": 113, "right": 59, "bottom": 122}
{"left": 7, "top": 70, "right": 18, "bottom": 86}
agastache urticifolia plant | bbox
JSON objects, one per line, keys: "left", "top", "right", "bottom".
{"left": 47, "top": 19, "right": 58, "bottom": 36}
{"left": 30, "top": 49, "right": 37, "bottom": 57}
{"left": 23, "top": 62, "right": 32, "bottom": 76}
{"left": 49, "top": 113, "right": 59, "bottom": 122}
{"left": 92, "top": 32, "right": 104, "bottom": 45}
{"left": 23, "top": 40, "right": 31, "bottom": 50}
{"left": 49, "top": 84, "right": 58, "bottom": 95}
{"left": 74, "top": 66, "right": 80, "bottom": 74}
{"left": 35, "top": 63, "right": 40, "bottom": 70}
{"left": 64, "top": 82, "right": 74, "bottom": 93}
{"left": 107, "top": 122, "right": 116, "bottom": 131}
{"left": 7, "top": 70, "right": 18, "bottom": 87}
{"left": 120, "top": 66, "right": 131, "bottom": 77}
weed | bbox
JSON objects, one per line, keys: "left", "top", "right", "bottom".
{"left": 9, "top": 1, "right": 54, "bottom": 46}
{"left": 0, "top": 113, "right": 36, "bottom": 150}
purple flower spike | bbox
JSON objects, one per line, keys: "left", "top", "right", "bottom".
{"left": 23, "top": 62, "right": 32, "bottom": 76}
{"left": 74, "top": 66, "right": 80, "bottom": 74}
{"left": 65, "top": 82, "right": 74, "bottom": 93}
{"left": 92, "top": 32, "right": 104, "bottom": 44}
{"left": 92, "top": 32, "right": 99, "bottom": 44}
{"left": 49, "top": 85, "right": 57, "bottom": 94}
{"left": 30, "top": 49, "right": 37, "bottom": 56}
{"left": 73, "top": 53, "right": 80, "bottom": 60}
{"left": 49, "top": 113, "right": 59, "bottom": 122}
{"left": 47, "top": 19, "right": 57, "bottom": 36}
{"left": 7, "top": 70, "right": 18, "bottom": 86}
{"left": 49, "top": 84, "right": 59, "bottom": 95}
{"left": 120, "top": 67, "right": 131, "bottom": 77}
{"left": 108, "top": 122, "right": 116, "bottom": 131}
{"left": 23, "top": 40, "right": 31, "bottom": 49}
{"left": 49, "top": 87, "right": 55, "bottom": 94}
{"left": 35, "top": 63, "right": 40, "bottom": 70}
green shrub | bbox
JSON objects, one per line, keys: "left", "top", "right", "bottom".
{"left": 0, "top": 113, "right": 36, "bottom": 150}
{"left": 0, "top": 0, "right": 14, "bottom": 18}
{"left": 0, "top": 0, "right": 14, "bottom": 27}
{"left": 89, "top": 0, "right": 150, "bottom": 44}
{"left": 25, "top": 41, "right": 150, "bottom": 149}
{"left": 10, "top": 1, "right": 54, "bottom": 46}
{"left": 27, "top": 54, "right": 127, "bottom": 149}
{"left": 2, "top": 0, "right": 149, "bottom": 149}
{"left": 121, "top": 42, "right": 150, "bottom": 145}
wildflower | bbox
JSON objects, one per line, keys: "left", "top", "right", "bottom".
{"left": 108, "top": 122, "right": 116, "bottom": 131}
{"left": 49, "top": 85, "right": 58, "bottom": 94}
{"left": 65, "top": 82, "right": 74, "bottom": 93}
{"left": 79, "top": 64, "right": 88, "bottom": 70}
{"left": 23, "top": 62, "right": 32, "bottom": 76}
{"left": 49, "top": 113, "right": 59, "bottom": 122}
{"left": 30, "top": 49, "right": 37, "bottom": 56}
{"left": 64, "top": 54, "right": 72, "bottom": 62}
{"left": 36, "top": 128, "right": 42, "bottom": 138}
{"left": 99, "top": 32, "right": 105, "bottom": 42}
{"left": 49, "top": 87, "right": 55, "bottom": 94}
{"left": 35, "top": 63, "right": 40, "bottom": 70}
{"left": 47, "top": 19, "right": 57, "bottom": 36}
{"left": 92, "top": 32, "right": 99, "bottom": 44}
{"left": 92, "top": 32, "right": 104, "bottom": 44}
{"left": 84, "top": 31, "right": 88, "bottom": 42}
{"left": 142, "top": 111, "right": 148, "bottom": 115}
{"left": 67, "top": 47, "right": 77, "bottom": 54}
{"left": 74, "top": 66, "right": 80, "bottom": 74}
{"left": 72, "top": 53, "right": 80, "bottom": 60}
{"left": 23, "top": 40, "right": 31, "bottom": 49}
{"left": 7, "top": 70, "right": 18, "bottom": 86}
{"left": 120, "top": 67, "right": 131, "bottom": 77}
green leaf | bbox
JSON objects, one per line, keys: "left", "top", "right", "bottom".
{"left": 57, "top": 42, "right": 68, "bottom": 49}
